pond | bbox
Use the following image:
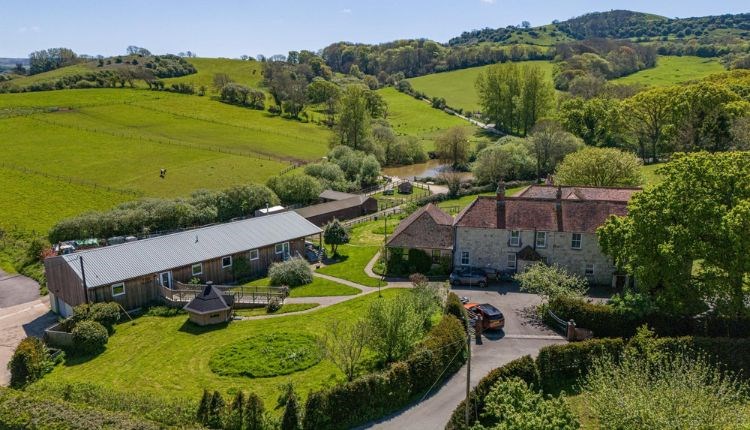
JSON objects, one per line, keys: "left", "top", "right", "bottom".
{"left": 382, "top": 159, "right": 473, "bottom": 181}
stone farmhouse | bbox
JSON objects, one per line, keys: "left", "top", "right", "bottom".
{"left": 388, "top": 184, "right": 639, "bottom": 286}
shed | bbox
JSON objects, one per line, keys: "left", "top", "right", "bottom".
{"left": 184, "top": 285, "right": 235, "bottom": 326}
{"left": 294, "top": 195, "right": 378, "bottom": 226}
{"left": 319, "top": 189, "right": 358, "bottom": 202}
{"left": 398, "top": 181, "right": 413, "bottom": 194}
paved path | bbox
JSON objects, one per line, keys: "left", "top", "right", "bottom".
{"left": 0, "top": 298, "right": 57, "bottom": 386}
{"left": 0, "top": 269, "right": 41, "bottom": 308}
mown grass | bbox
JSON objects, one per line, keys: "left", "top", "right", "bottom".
{"left": 234, "top": 303, "right": 319, "bottom": 317}
{"left": 378, "top": 87, "right": 472, "bottom": 152}
{"left": 406, "top": 60, "right": 555, "bottom": 113}
{"left": 244, "top": 276, "right": 360, "bottom": 297}
{"left": 208, "top": 332, "right": 322, "bottom": 378}
{"left": 614, "top": 55, "right": 725, "bottom": 87}
{"left": 40, "top": 288, "right": 406, "bottom": 407}
{"left": 163, "top": 58, "right": 264, "bottom": 94}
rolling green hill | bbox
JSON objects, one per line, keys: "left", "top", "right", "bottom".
{"left": 163, "top": 58, "right": 264, "bottom": 93}
{"left": 0, "top": 88, "right": 331, "bottom": 233}
{"left": 406, "top": 60, "right": 555, "bottom": 113}
{"left": 378, "top": 87, "right": 475, "bottom": 152}
{"left": 613, "top": 55, "right": 725, "bottom": 86}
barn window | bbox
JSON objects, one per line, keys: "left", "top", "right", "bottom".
{"left": 249, "top": 249, "right": 259, "bottom": 260}
{"left": 111, "top": 283, "right": 125, "bottom": 297}
{"left": 192, "top": 263, "right": 203, "bottom": 276}
{"left": 222, "top": 256, "right": 232, "bottom": 268}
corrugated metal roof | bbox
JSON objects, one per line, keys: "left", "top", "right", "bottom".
{"left": 61, "top": 211, "right": 321, "bottom": 288}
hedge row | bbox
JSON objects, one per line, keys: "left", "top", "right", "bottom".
{"left": 0, "top": 387, "right": 159, "bottom": 430}
{"left": 548, "top": 296, "right": 750, "bottom": 338}
{"left": 302, "top": 314, "right": 466, "bottom": 430}
{"left": 445, "top": 336, "right": 750, "bottom": 430}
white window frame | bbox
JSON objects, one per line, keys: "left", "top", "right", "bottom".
{"left": 571, "top": 233, "right": 582, "bottom": 250}
{"left": 509, "top": 230, "right": 520, "bottom": 247}
{"left": 192, "top": 263, "right": 203, "bottom": 276}
{"left": 460, "top": 251, "right": 470, "bottom": 266}
{"left": 585, "top": 263, "right": 595, "bottom": 276}
{"left": 221, "top": 256, "right": 232, "bottom": 269}
{"left": 507, "top": 253, "right": 517, "bottom": 269}
{"left": 535, "top": 231, "right": 547, "bottom": 248}
{"left": 111, "top": 282, "right": 125, "bottom": 297}
{"left": 275, "top": 242, "right": 290, "bottom": 255}
{"left": 249, "top": 249, "right": 259, "bottom": 260}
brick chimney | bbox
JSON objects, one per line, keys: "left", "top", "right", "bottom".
{"left": 555, "top": 186, "right": 563, "bottom": 231}
{"left": 496, "top": 181, "right": 506, "bottom": 229}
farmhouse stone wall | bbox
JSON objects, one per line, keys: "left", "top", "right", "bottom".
{"left": 454, "top": 227, "right": 616, "bottom": 285}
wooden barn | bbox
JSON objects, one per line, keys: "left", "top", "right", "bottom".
{"left": 294, "top": 194, "right": 378, "bottom": 226}
{"left": 44, "top": 212, "right": 322, "bottom": 317}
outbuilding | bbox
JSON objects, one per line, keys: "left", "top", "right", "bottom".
{"left": 184, "top": 284, "right": 235, "bottom": 326}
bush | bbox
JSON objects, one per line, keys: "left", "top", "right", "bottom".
{"left": 72, "top": 320, "right": 109, "bottom": 355}
{"left": 8, "top": 337, "right": 52, "bottom": 388}
{"left": 446, "top": 356, "right": 539, "bottom": 430}
{"left": 268, "top": 257, "right": 313, "bottom": 287}
{"left": 266, "top": 297, "right": 282, "bottom": 313}
{"left": 407, "top": 249, "right": 431, "bottom": 275}
{"left": 445, "top": 292, "right": 468, "bottom": 329}
{"left": 515, "top": 263, "right": 588, "bottom": 303}
{"left": 303, "top": 314, "right": 466, "bottom": 430}
{"left": 477, "top": 377, "right": 579, "bottom": 430}
{"left": 87, "top": 302, "right": 121, "bottom": 333}
{"left": 536, "top": 338, "right": 626, "bottom": 393}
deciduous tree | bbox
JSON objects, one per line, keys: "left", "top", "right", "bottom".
{"left": 436, "top": 126, "right": 471, "bottom": 168}
{"left": 555, "top": 147, "right": 642, "bottom": 187}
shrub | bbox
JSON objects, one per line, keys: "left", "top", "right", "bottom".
{"left": 266, "top": 297, "right": 282, "bottom": 313}
{"left": 445, "top": 292, "right": 468, "bottom": 329}
{"left": 407, "top": 249, "right": 431, "bottom": 274}
{"left": 144, "top": 305, "right": 184, "bottom": 317}
{"left": 323, "top": 219, "right": 349, "bottom": 256}
{"left": 8, "top": 337, "right": 52, "bottom": 388}
{"left": 515, "top": 263, "right": 588, "bottom": 303}
{"left": 536, "top": 338, "right": 625, "bottom": 393}
{"left": 281, "top": 389, "right": 301, "bottom": 430}
{"left": 268, "top": 257, "right": 313, "bottom": 287}
{"left": 584, "top": 350, "right": 748, "bottom": 429}
{"left": 72, "top": 320, "right": 109, "bottom": 355}
{"left": 477, "top": 377, "right": 579, "bottom": 430}
{"left": 87, "top": 302, "right": 121, "bottom": 333}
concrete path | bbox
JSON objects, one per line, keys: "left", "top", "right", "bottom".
{"left": 0, "top": 269, "right": 41, "bottom": 308}
{"left": 0, "top": 298, "right": 57, "bottom": 386}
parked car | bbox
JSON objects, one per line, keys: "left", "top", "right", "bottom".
{"left": 464, "top": 303, "right": 505, "bottom": 330}
{"left": 449, "top": 267, "right": 489, "bottom": 287}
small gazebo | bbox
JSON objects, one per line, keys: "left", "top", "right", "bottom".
{"left": 183, "top": 284, "right": 234, "bottom": 326}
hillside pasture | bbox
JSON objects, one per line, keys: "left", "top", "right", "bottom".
{"left": 378, "top": 87, "right": 474, "bottom": 152}
{"left": 0, "top": 89, "right": 332, "bottom": 233}
{"left": 163, "top": 57, "right": 264, "bottom": 94}
{"left": 406, "top": 60, "right": 555, "bottom": 113}
{"left": 613, "top": 55, "right": 725, "bottom": 87}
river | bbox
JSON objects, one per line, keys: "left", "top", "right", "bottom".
{"left": 382, "top": 160, "right": 473, "bottom": 181}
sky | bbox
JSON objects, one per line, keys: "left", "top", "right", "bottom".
{"left": 1, "top": 0, "right": 748, "bottom": 58}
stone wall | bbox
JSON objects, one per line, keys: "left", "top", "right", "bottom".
{"left": 454, "top": 227, "right": 616, "bottom": 285}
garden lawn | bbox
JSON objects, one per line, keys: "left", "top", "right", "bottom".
{"left": 613, "top": 55, "right": 724, "bottom": 87}
{"left": 244, "top": 276, "right": 360, "bottom": 297}
{"left": 406, "top": 60, "right": 555, "bottom": 113}
{"left": 317, "top": 218, "right": 401, "bottom": 287}
{"left": 39, "top": 289, "right": 406, "bottom": 408}
{"left": 234, "top": 303, "right": 319, "bottom": 317}
{"left": 372, "top": 186, "right": 430, "bottom": 208}
{"left": 378, "top": 87, "right": 473, "bottom": 152}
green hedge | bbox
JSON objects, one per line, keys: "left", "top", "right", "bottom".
{"left": 445, "top": 335, "right": 750, "bottom": 430}
{"left": 446, "top": 355, "right": 538, "bottom": 430}
{"left": 0, "top": 387, "right": 159, "bottom": 430}
{"left": 303, "top": 315, "right": 466, "bottom": 430}
{"left": 548, "top": 297, "right": 750, "bottom": 338}
{"left": 71, "top": 320, "right": 108, "bottom": 355}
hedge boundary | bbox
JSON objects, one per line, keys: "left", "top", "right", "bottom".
{"left": 445, "top": 336, "right": 750, "bottom": 430}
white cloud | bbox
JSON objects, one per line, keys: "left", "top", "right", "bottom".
{"left": 480, "top": 0, "right": 495, "bottom": 3}
{"left": 340, "top": 8, "right": 352, "bottom": 14}
{"left": 18, "top": 25, "right": 40, "bottom": 33}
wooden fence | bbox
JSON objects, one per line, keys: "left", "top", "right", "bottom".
{"left": 161, "top": 282, "right": 289, "bottom": 308}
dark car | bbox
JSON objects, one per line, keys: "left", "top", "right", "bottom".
{"left": 464, "top": 303, "right": 505, "bottom": 330}
{"left": 449, "top": 267, "right": 488, "bottom": 287}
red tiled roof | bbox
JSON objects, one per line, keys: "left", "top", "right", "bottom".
{"left": 454, "top": 185, "right": 638, "bottom": 233}
{"left": 387, "top": 203, "right": 453, "bottom": 250}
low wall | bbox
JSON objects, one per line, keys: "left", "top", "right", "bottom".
{"left": 44, "top": 322, "right": 73, "bottom": 348}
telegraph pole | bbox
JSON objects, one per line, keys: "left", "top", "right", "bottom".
{"left": 465, "top": 317, "right": 471, "bottom": 427}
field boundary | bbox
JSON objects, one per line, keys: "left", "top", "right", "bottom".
{"left": 0, "top": 163, "right": 143, "bottom": 197}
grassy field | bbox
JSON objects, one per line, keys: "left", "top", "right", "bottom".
{"left": 244, "top": 276, "right": 360, "bottom": 297}
{"left": 614, "top": 55, "right": 725, "bottom": 87}
{"left": 378, "top": 87, "right": 474, "bottom": 152}
{"left": 39, "top": 288, "right": 406, "bottom": 407}
{"left": 406, "top": 60, "right": 555, "bottom": 113}
{"left": 0, "top": 88, "right": 332, "bottom": 234}
{"left": 163, "top": 58, "right": 264, "bottom": 94}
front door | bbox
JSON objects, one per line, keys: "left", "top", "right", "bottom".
{"left": 159, "top": 271, "right": 173, "bottom": 289}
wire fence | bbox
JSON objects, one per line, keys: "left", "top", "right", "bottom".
{"left": 0, "top": 162, "right": 144, "bottom": 197}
